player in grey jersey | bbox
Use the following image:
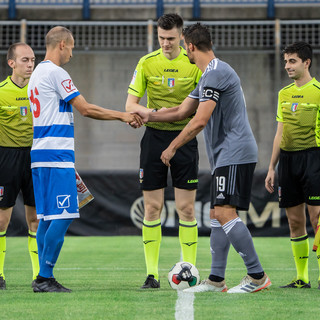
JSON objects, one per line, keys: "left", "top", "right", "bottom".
{"left": 134, "top": 22, "right": 271, "bottom": 293}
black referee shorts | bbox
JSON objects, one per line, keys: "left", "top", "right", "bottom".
{"left": 139, "top": 127, "right": 199, "bottom": 191}
{"left": 278, "top": 148, "right": 320, "bottom": 208}
{"left": 0, "top": 146, "right": 35, "bottom": 208}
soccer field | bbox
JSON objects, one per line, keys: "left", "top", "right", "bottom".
{"left": 1, "top": 236, "right": 319, "bottom": 320}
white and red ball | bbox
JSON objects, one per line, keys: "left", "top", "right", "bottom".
{"left": 168, "top": 261, "right": 200, "bottom": 290}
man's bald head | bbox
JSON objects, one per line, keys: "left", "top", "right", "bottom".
{"left": 45, "top": 26, "right": 73, "bottom": 49}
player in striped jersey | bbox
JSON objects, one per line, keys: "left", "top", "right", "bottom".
{"left": 126, "top": 14, "right": 202, "bottom": 289}
{"left": 0, "top": 43, "right": 39, "bottom": 289}
{"left": 29, "top": 26, "right": 142, "bottom": 293}
{"left": 265, "top": 42, "right": 320, "bottom": 289}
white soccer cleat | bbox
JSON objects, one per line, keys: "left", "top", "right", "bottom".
{"left": 227, "top": 273, "right": 271, "bottom": 294}
{"left": 183, "top": 279, "right": 228, "bottom": 293}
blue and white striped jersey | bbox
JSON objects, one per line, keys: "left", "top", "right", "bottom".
{"left": 28, "top": 60, "right": 80, "bottom": 169}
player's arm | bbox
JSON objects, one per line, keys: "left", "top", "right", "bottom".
{"left": 265, "top": 121, "right": 283, "bottom": 193}
{"left": 70, "top": 94, "right": 142, "bottom": 125}
{"left": 161, "top": 99, "right": 215, "bottom": 166}
{"left": 125, "top": 94, "right": 146, "bottom": 113}
{"left": 135, "top": 97, "right": 199, "bottom": 124}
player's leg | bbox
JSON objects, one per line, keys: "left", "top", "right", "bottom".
{"left": 33, "top": 219, "right": 73, "bottom": 293}
{"left": 22, "top": 148, "right": 40, "bottom": 280}
{"left": 175, "top": 188, "right": 198, "bottom": 265}
{"left": 25, "top": 205, "right": 39, "bottom": 280}
{"left": 184, "top": 208, "right": 229, "bottom": 293}
{"left": 307, "top": 205, "right": 320, "bottom": 288}
{"left": 0, "top": 147, "right": 23, "bottom": 288}
{"left": 171, "top": 137, "right": 199, "bottom": 266}
{"left": 139, "top": 128, "right": 168, "bottom": 288}
{"left": 141, "top": 189, "right": 163, "bottom": 288}
{"left": 210, "top": 164, "right": 270, "bottom": 293}
{"left": 0, "top": 207, "right": 12, "bottom": 289}
{"left": 278, "top": 150, "right": 310, "bottom": 288}
{"left": 279, "top": 204, "right": 310, "bottom": 288}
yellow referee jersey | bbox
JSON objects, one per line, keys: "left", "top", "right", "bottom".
{"left": 277, "top": 78, "right": 320, "bottom": 151}
{"left": 0, "top": 76, "right": 33, "bottom": 147}
{"left": 128, "top": 47, "right": 202, "bottom": 131}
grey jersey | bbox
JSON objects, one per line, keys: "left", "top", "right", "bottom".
{"left": 189, "top": 58, "right": 257, "bottom": 173}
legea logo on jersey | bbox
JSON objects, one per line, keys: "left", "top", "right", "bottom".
{"left": 61, "top": 79, "right": 76, "bottom": 93}
{"left": 291, "top": 103, "right": 298, "bottom": 112}
{"left": 20, "top": 106, "right": 28, "bottom": 116}
{"left": 57, "top": 195, "right": 71, "bottom": 209}
{"left": 168, "top": 78, "right": 175, "bottom": 87}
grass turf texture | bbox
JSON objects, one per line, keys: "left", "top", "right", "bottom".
{"left": 1, "top": 236, "right": 319, "bottom": 320}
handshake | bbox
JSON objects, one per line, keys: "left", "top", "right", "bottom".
{"left": 127, "top": 108, "right": 156, "bottom": 129}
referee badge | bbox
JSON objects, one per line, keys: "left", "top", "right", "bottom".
{"left": 291, "top": 103, "right": 298, "bottom": 112}
{"left": 20, "top": 106, "right": 28, "bottom": 116}
{"left": 168, "top": 78, "right": 175, "bottom": 87}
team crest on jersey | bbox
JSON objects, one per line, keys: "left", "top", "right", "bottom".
{"left": 61, "top": 79, "right": 76, "bottom": 93}
{"left": 168, "top": 78, "right": 175, "bottom": 87}
{"left": 291, "top": 103, "right": 298, "bottom": 112}
{"left": 20, "top": 106, "right": 28, "bottom": 116}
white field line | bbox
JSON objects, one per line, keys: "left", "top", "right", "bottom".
{"left": 175, "top": 290, "right": 195, "bottom": 320}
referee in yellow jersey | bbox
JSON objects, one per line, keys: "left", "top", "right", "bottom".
{"left": 265, "top": 42, "right": 320, "bottom": 289}
{"left": 126, "top": 13, "right": 202, "bottom": 289}
{"left": 0, "top": 43, "right": 39, "bottom": 289}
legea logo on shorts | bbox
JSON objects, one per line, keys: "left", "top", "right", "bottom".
{"left": 57, "top": 195, "right": 71, "bottom": 209}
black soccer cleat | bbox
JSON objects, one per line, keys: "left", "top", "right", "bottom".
{"left": 33, "top": 275, "right": 72, "bottom": 293}
{"left": 141, "top": 275, "right": 160, "bottom": 289}
{"left": 279, "top": 279, "right": 311, "bottom": 289}
{"left": 0, "top": 276, "right": 6, "bottom": 290}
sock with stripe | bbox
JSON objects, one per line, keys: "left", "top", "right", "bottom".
{"left": 222, "top": 217, "right": 264, "bottom": 274}
{"left": 210, "top": 219, "right": 230, "bottom": 279}
{"left": 291, "top": 234, "right": 309, "bottom": 283}
{"left": 28, "top": 230, "right": 40, "bottom": 280}
{"left": 179, "top": 219, "right": 198, "bottom": 265}
{"left": 0, "top": 231, "right": 6, "bottom": 279}
{"left": 142, "top": 219, "right": 161, "bottom": 281}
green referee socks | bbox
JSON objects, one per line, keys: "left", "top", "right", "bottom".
{"left": 291, "top": 235, "right": 309, "bottom": 283}
{"left": 179, "top": 219, "right": 198, "bottom": 266}
{"left": 142, "top": 219, "right": 162, "bottom": 281}
{"left": 28, "top": 230, "right": 39, "bottom": 280}
{"left": 0, "top": 231, "right": 6, "bottom": 279}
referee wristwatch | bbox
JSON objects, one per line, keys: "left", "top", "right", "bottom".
{"left": 152, "top": 108, "right": 157, "bottom": 112}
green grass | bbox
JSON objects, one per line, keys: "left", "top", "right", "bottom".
{"left": 1, "top": 236, "right": 320, "bottom": 320}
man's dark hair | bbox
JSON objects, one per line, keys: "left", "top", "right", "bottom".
{"left": 157, "top": 13, "right": 183, "bottom": 31}
{"left": 7, "top": 42, "right": 31, "bottom": 61}
{"left": 183, "top": 23, "right": 212, "bottom": 52}
{"left": 283, "top": 41, "right": 313, "bottom": 69}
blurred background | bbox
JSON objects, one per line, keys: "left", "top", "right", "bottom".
{"left": 0, "top": 0, "right": 319, "bottom": 235}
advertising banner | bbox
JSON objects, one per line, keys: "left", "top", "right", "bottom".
{"left": 9, "top": 170, "right": 313, "bottom": 237}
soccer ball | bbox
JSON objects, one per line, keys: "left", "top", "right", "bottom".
{"left": 168, "top": 261, "right": 200, "bottom": 290}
